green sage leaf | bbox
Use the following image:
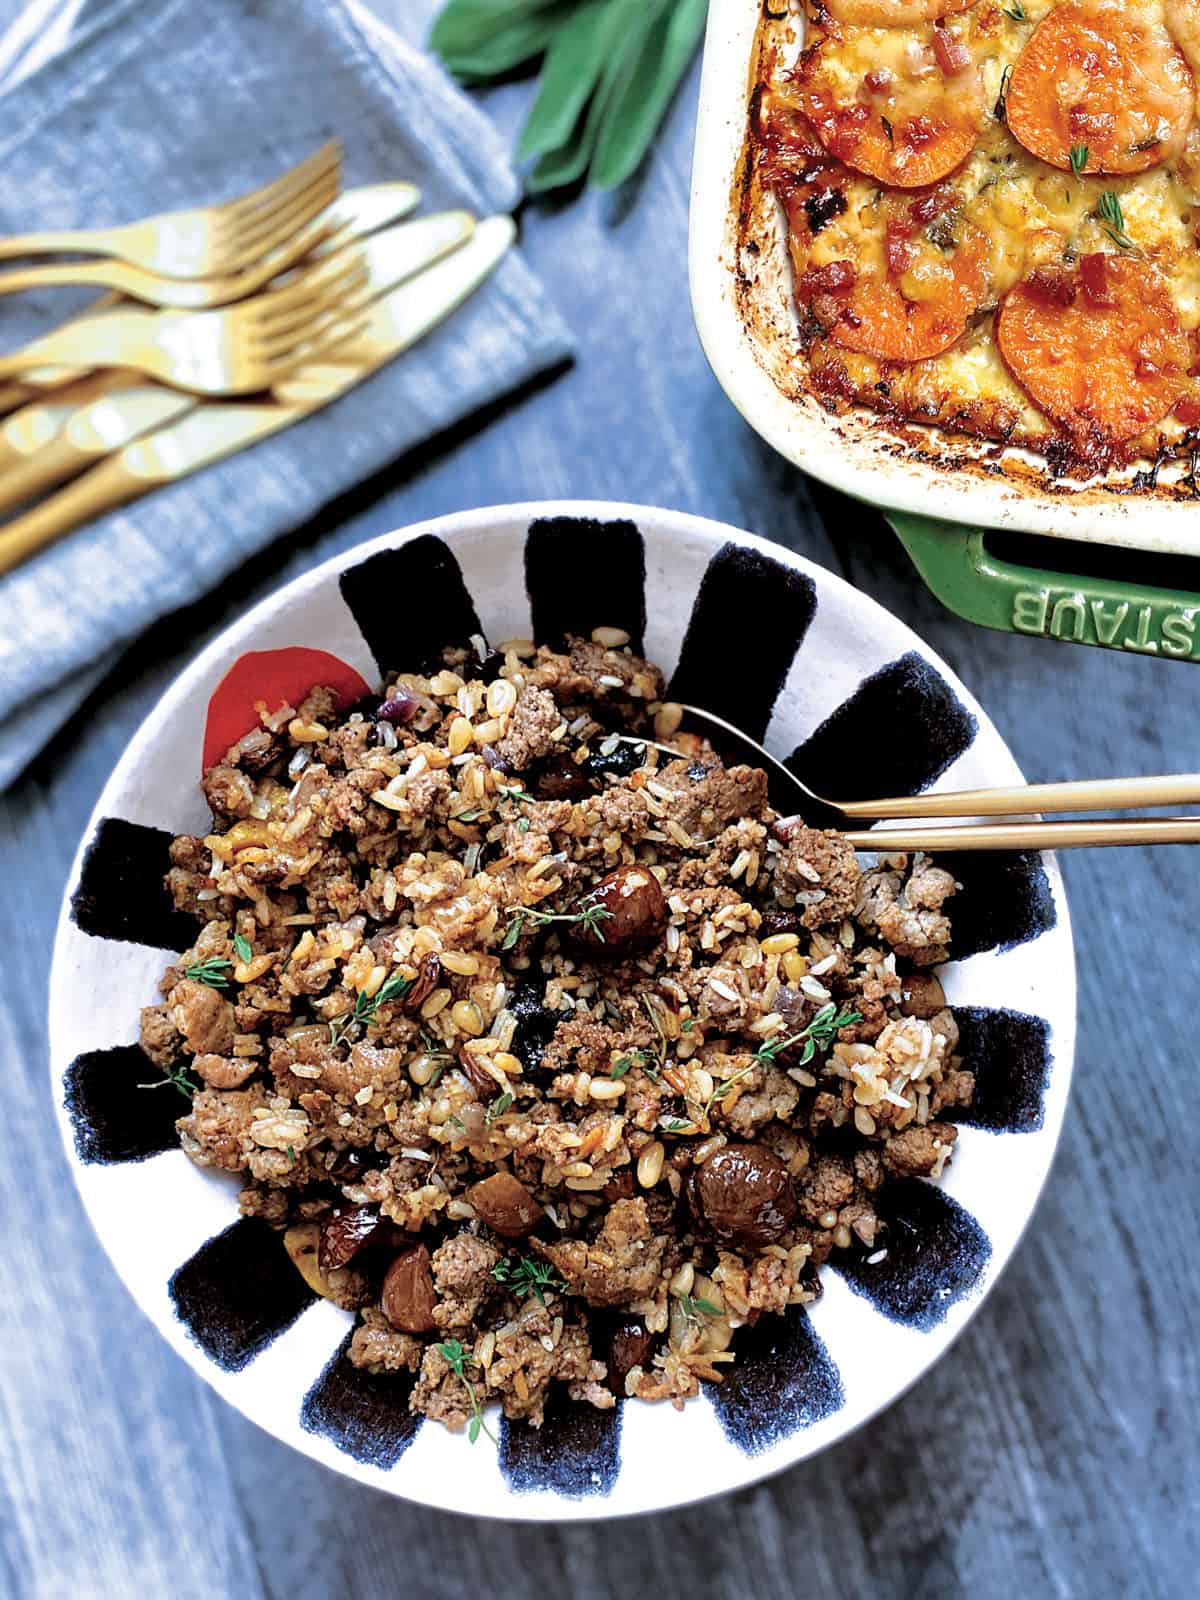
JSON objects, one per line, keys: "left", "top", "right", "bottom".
{"left": 516, "top": 0, "right": 612, "bottom": 162}
{"left": 590, "top": 0, "right": 707, "bottom": 190}
{"left": 527, "top": 0, "right": 649, "bottom": 191}
{"left": 432, "top": 0, "right": 569, "bottom": 82}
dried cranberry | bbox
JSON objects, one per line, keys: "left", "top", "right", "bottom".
{"left": 377, "top": 688, "right": 420, "bottom": 724}
{"left": 401, "top": 952, "right": 442, "bottom": 1015}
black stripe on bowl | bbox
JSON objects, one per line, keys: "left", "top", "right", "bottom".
{"left": 936, "top": 849, "right": 1056, "bottom": 958}
{"left": 301, "top": 1330, "right": 423, "bottom": 1470}
{"left": 64, "top": 1043, "right": 184, "bottom": 1164}
{"left": 169, "top": 1218, "right": 315, "bottom": 1372}
{"left": 786, "top": 652, "right": 977, "bottom": 828}
{"left": 499, "top": 1393, "right": 622, "bottom": 1497}
{"left": 831, "top": 1178, "right": 991, "bottom": 1330}
{"left": 947, "top": 1006, "right": 1051, "bottom": 1133}
{"left": 667, "top": 542, "right": 818, "bottom": 743}
{"left": 526, "top": 517, "right": 647, "bottom": 652}
{"left": 340, "top": 535, "right": 483, "bottom": 675}
{"left": 71, "top": 817, "right": 202, "bottom": 951}
{"left": 709, "top": 1306, "right": 844, "bottom": 1456}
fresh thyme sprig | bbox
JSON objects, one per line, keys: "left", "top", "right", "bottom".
{"left": 492, "top": 1255, "right": 568, "bottom": 1306}
{"left": 501, "top": 902, "right": 615, "bottom": 951}
{"left": 431, "top": 0, "right": 709, "bottom": 195}
{"left": 703, "top": 1063, "right": 758, "bottom": 1117}
{"left": 1001, "top": 0, "right": 1026, "bottom": 19}
{"left": 328, "top": 972, "right": 415, "bottom": 1047}
{"left": 1097, "top": 191, "right": 1134, "bottom": 250}
{"left": 753, "top": 1002, "right": 863, "bottom": 1067}
{"left": 183, "top": 957, "right": 232, "bottom": 990}
{"left": 436, "top": 1339, "right": 496, "bottom": 1445}
{"left": 138, "top": 1063, "right": 200, "bottom": 1101}
{"left": 1069, "top": 143, "right": 1089, "bottom": 177}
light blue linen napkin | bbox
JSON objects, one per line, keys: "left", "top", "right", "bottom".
{"left": 0, "top": 0, "right": 571, "bottom": 788}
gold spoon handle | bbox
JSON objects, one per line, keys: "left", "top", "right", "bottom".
{"left": 837, "top": 774, "right": 1200, "bottom": 820}
{"left": 841, "top": 817, "right": 1200, "bottom": 851}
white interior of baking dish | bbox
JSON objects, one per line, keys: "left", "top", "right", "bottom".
{"left": 689, "top": 0, "right": 1200, "bottom": 556}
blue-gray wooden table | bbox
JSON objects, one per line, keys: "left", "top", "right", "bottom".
{"left": 2, "top": 10, "right": 1197, "bottom": 1598}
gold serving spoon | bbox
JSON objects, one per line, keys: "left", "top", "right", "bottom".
{"left": 624, "top": 703, "right": 1200, "bottom": 850}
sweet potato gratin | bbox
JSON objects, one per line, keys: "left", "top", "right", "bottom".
{"left": 753, "top": 0, "right": 1200, "bottom": 471}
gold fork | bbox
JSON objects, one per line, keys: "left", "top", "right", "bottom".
{"left": 625, "top": 705, "right": 1200, "bottom": 850}
{"left": 0, "top": 249, "right": 371, "bottom": 395}
{"left": 0, "top": 142, "right": 341, "bottom": 278}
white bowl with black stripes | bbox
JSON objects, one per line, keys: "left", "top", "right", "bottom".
{"left": 50, "top": 502, "right": 1075, "bottom": 1520}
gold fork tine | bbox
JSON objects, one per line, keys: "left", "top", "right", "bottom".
{"left": 0, "top": 141, "right": 341, "bottom": 277}
{"left": 255, "top": 253, "right": 368, "bottom": 327}
{"left": 219, "top": 141, "right": 340, "bottom": 229}
{"left": 229, "top": 164, "right": 342, "bottom": 259}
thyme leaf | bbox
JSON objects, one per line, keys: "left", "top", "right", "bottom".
{"left": 485, "top": 1090, "right": 514, "bottom": 1126}
{"left": 328, "top": 971, "right": 414, "bottom": 1047}
{"left": 137, "top": 1063, "right": 200, "bottom": 1101}
{"left": 183, "top": 957, "right": 232, "bottom": 990}
{"left": 1069, "top": 143, "right": 1089, "bottom": 176}
{"left": 752, "top": 1002, "right": 863, "bottom": 1066}
{"left": 610, "top": 1050, "right": 650, "bottom": 1080}
{"left": 492, "top": 1255, "right": 567, "bottom": 1306}
{"left": 1097, "top": 190, "right": 1134, "bottom": 249}
{"left": 233, "top": 933, "right": 253, "bottom": 964}
{"left": 436, "top": 1338, "right": 496, "bottom": 1446}
{"left": 678, "top": 1294, "right": 723, "bottom": 1320}
{"left": 501, "top": 902, "right": 615, "bottom": 950}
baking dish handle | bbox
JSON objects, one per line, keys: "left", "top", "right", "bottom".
{"left": 888, "top": 511, "right": 1200, "bottom": 662}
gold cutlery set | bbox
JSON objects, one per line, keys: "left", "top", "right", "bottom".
{"left": 0, "top": 141, "right": 514, "bottom": 576}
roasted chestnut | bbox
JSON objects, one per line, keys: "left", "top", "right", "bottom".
{"left": 899, "top": 972, "right": 946, "bottom": 1019}
{"left": 465, "top": 1171, "right": 545, "bottom": 1239}
{"left": 605, "top": 1317, "right": 658, "bottom": 1396}
{"left": 318, "top": 1203, "right": 385, "bottom": 1273}
{"left": 688, "top": 1142, "right": 797, "bottom": 1249}
{"left": 568, "top": 865, "right": 666, "bottom": 956}
{"left": 381, "top": 1244, "right": 437, "bottom": 1333}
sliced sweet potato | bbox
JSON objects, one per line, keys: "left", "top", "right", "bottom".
{"left": 996, "top": 255, "right": 1190, "bottom": 444}
{"left": 1006, "top": 0, "right": 1194, "bottom": 175}
{"left": 799, "top": 36, "right": 983, "bottom": 188}
{"left": 789, "top": 198, "right": 989, "bottom": 362}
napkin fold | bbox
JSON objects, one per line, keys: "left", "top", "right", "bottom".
{"left": 0, "top": 0, "right": 571, "bottom": 788}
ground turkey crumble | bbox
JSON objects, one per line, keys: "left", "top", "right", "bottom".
{"left": 145, "top": 628, "right": 972, "bottom": 1435}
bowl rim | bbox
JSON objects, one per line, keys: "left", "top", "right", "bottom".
{"left": 48, "top": 498, "right": 1078, "bottom": 1520}
{"left": 689, "top": 0, "right": 1200, "bottom": 556}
